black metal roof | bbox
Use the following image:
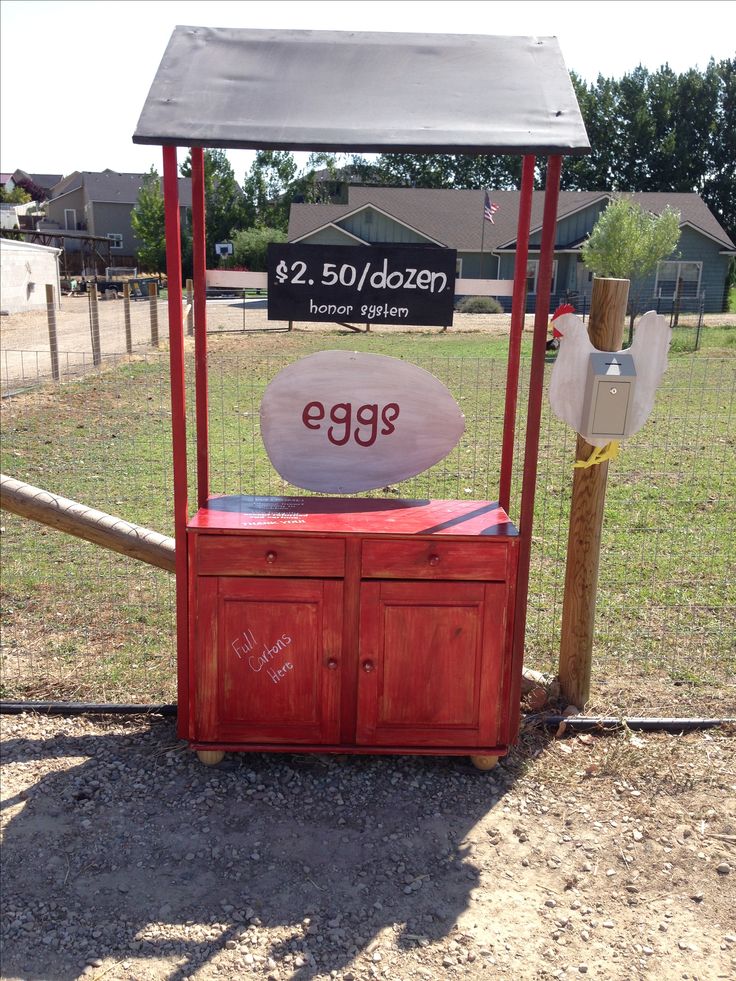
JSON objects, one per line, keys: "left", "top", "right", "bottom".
{"left": 133, "top": 27, "right": 590, "bottom": 156}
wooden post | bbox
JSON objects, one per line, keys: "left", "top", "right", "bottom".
{"left": 559, "top": 277, "right": 630, "bottom": 707}
{"left": 186, "top": 278, "right": 194, "bottom": 336}
{"left": 148, "top": 282, "right": 160, "bottom": 347}
{"left": 88, "top": 284, "right": 101, "bottom": 366}
{"left": 45, "top": 284, "right": 60, "bottom": 381}
{"left": 123, "top": 282, "right": 133, "bottom": 354}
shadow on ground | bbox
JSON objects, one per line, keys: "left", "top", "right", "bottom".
{"left": 1, "top": 716, "right": 551, "bottom": 980}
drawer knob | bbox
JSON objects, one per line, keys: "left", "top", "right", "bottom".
{"left": 362, "top": 660, "right": 375, "bottom": 673}
{"left": 327, "top": 658, "right": 339, "bottom": 670}
{"left": 428, "top": 553, "right": 441, "bottom": 566}
{"left": 265, "top": 550, "right": 277, "bottom": 564}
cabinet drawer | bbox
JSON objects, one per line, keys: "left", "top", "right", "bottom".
{"left": 196, "top": 535, "right": 345, "bottom": 577}
{"left": 361, "top": 539, "right": 508, "bottom": 581}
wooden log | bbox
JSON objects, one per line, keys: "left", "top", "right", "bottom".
{"left": 123, "top": 282, "right": 133, "bottom": 354}
{"left": 148, "top": 282, "right": 160, "bottom": 347}
{"left": 45, "top": 284, "right": 60, "bottom": 381}
{"left": 0, "top": 474, "right": 175, "bottom": 573}
{"left": 559, "top": 277, "right": 629, "bottom": 707}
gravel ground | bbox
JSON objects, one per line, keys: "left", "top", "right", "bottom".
{"left": 1, "top": 712, "right": 734, "bottom": 981}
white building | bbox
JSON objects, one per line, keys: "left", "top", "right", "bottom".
{"left": 0, "top": 238, "right": 61, "bottom": 314}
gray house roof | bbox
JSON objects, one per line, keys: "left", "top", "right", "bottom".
{"left": 50, "top": 169, "right": 192, "bottom": 207}
{"left": 289, "top": 187, "right": 735, "bottom": 252}
{"left": 11, "top": 169, "right": 63, "bottom": 187}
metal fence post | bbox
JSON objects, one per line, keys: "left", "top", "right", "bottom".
{"left": 186, "top": 278, "right": 194, "bottom": 337}
{"left": 45, "top": 284, "right": 60, "bottom": 381}
{"left": 89, "top": 284, "right": 102, "bottom": 367}
{"left": 149, "top": 282, "right": 160, "bottom": 347}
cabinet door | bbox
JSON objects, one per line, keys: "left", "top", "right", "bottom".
{"left": 194, "top": 578, "right": 343, "bottom": 745}
{"left": 356, "top": 581, "right": 506, "bottom": 748}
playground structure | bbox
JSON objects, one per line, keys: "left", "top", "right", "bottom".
{"left": 127, "top": 27, "right": 590, "bottom": 767}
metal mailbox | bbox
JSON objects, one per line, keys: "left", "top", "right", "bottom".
{"left": 582, "top": 352, "right": 637, "bottom": 441}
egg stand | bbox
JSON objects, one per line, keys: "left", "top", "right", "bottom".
{"left": 133, "top": 28, "right": 589, "bottom": 766}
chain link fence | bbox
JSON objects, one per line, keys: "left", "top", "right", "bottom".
{"left": 1, "top": 330, "right": 734, "bottom": 714}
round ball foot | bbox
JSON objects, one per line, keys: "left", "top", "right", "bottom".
{"left": 197, "top": 749, "right": 225, "bottom": 766}
{"left": 470, "top": 754, "right": 499, "bottom": 771}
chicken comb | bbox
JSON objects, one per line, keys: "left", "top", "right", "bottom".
{"left": 551, "top": 303, "right": 576, "bottom": 321}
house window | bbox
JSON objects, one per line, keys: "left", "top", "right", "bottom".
{"left": 64, "top": 208, "right": 76, "bottom": 230}
{"left": 107, "top": 233, "right": 124, "bottom": 250}
{"left": 456, "top": 258, "right": 463, "bottom": 278}
{"left": 655, "top": 261, "right": 701, "bottom": 297}
{"left": 526, "top": 259, "right": 558, "bottom": 294}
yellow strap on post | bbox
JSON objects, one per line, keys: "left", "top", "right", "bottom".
{"left": 574, "top": 440, "right": 621, "bottom": 469}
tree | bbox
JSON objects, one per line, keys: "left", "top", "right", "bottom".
{"left": 131, "top": 168, "right": 167, "bottom": 272}
{"left": 180, "top": 149, "right": 246, "bottom": 264}
{"left": 242, "top": 151, "right": 298, "bottom": 230}
{"left": 562, "top": 73, "right": 618, "bottom": 190}
{"left": 370, "top": 153, "right": 520, "bottom": 189}
{"left": 231, "top": 226, "right": 287, "bottom": 271}
{"left": 131, "top": 168, "right": 192, "bottom": 276}
{"left": 0, "top": 185, "right": 31, "bottom": 204}
{"left": 582, "top": 197, "right": 681, "bottom": 326}
{"left": 703, "top": 57, "right": 736, "bottom": 248}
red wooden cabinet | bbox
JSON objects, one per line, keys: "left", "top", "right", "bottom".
{"left": 187, "top": 497, "right": 519, "bottom": 764}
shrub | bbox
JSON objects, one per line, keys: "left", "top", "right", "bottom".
{"left": 457, "top": 295, "right": 503, "bottom": 314}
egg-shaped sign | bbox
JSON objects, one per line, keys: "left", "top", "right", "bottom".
{"left": 260, "top": 351, "right": 465, "bottom": 494}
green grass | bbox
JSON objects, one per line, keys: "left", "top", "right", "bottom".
{"left": 1, "top": 328, "right": 734, "bottom": 705}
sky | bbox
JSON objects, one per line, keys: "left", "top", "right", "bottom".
{"left": 1, "top": 0, "right": 733, "bottom": 182}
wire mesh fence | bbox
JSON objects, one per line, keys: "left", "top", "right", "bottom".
{"left": 0, "top": 295, "right": 171, "bottom": 394}
{"left": 1, "top": 335, "right": 734, "bottom": 714}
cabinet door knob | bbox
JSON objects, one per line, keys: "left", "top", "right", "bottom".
{"left": 326, "top": 658, "right": 339, "bottom": 670}
{"left": 362, "top": 660, "right": 375, "bottom": 673}
{"left": 428, "top": 553, "right": 441, "bottom": 566}
{"left": 265, "top": 550, "right": 277, "bottom": 564}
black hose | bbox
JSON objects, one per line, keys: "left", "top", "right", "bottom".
{"left": 0, "top": 701, "right": 177, "bottom": 716}
{"left": 524, "top": 715, "right": 734, "bottom": 733}
{"left": 0, "top": 702, "right": 733, "bottom": 733}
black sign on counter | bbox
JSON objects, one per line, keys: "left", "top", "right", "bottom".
{"left": 267, "top": 243, "right": 457, "bottom": 327}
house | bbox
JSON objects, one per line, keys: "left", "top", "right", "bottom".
{"left": 41, "top": 169, "right": 192, "bottom": 268}
{"left": 5, "top": 169, "right": 63, "bottom": 201}
{"left": 288, "top": 188, "right": 736, "bottom": 313}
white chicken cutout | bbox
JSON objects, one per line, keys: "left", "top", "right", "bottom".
{"left": 549, "top": 310, "right": 670, "bottom": 447}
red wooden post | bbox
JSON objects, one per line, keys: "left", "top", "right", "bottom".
{"left": 162, "top": 144, "right": 190, "bottom": 739}
{"left": 506, "top": 155, "right": 562, "bottom": 742}
{"left": 499, "top": 154, "right": 535, "bottom": 513}
{"left": 191, "top": 147, "right": 210, "bottom": 508}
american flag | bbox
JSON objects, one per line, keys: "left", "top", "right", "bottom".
{"left": 484, "top": 192, "right": 499, "bottom": 224}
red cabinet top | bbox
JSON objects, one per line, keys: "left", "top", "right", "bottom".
{"left": 188, "top": 495, "right": 518, "bottom": 538}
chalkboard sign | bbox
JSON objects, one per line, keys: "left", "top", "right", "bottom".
{"left": 267, "top": 243, "right": 456, "bottom": 327}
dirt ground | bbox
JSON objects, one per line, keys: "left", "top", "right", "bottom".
{"left": 1, "top": 711, "right": 734, "bottom": 981}
{"left": 0, "top": 298, "right": 518, "bottom": 390}
{"left": 4, "top": 297, "right": 732, "bottom": 390}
